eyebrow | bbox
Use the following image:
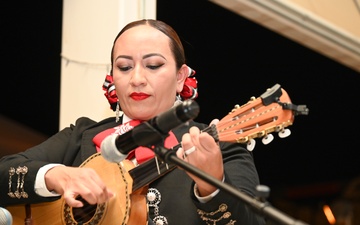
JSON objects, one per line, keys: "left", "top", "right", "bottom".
{"left": 143, "top": 53, "right": 166, "bottom": 60}
{"left": 114, "top": 53, "right": 166, "bottom": 61}
{"left": 115, "top": 55, "right": 132, "bottom": 61}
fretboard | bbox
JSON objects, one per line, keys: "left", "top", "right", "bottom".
{"left": 128, "top": 124, "right": 218, "bottom": 191}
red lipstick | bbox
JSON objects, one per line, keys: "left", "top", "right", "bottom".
{"left": 130, "top": 92, "right": 150, "bottom": 100}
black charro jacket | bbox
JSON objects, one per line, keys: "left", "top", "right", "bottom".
{"left": 0, "top": 116, "right": 266, "bottom": 225}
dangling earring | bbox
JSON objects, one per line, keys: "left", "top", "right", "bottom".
{"left": 115, "top": 101, "right": 123, "bottom": 122}
{"left": 174, "top": 94, "right": 182, "bottom": 106}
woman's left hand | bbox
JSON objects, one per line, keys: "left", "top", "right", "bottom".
{"left": 176, "top": 119, "right": 224, "bottom": 197}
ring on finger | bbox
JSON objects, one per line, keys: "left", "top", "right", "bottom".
{"left": 184, "top": 146, "right": 196, "bottom": 156}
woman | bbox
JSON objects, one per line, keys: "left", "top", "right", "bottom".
{"left": 0, "top": 19, "right": 265, "bottom": 225}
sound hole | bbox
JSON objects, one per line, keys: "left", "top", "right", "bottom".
{"left": 71, "top": 196, "right": 100, "bottom": 224}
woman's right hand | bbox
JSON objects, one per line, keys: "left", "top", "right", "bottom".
{"left": 45, "top": 166, "right": 114, "bottom": 207}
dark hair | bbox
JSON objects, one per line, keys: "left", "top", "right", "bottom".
{"left": 110, "top": 19, "right": 185, "bottom": 74}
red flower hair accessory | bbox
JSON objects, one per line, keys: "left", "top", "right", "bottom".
{"left": 102, "top": 74, "right": 118, "bottom": 111}
{"left": 179, "top": 67, "right": 198, "bottom": 101}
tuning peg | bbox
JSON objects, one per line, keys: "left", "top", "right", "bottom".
{"left": 278, "top": 128, "right": 291, "bottom": 138}
{"left": 247, "top": 139, "right": 256, "bottom": 151}
{"left": 262, "top": 134, "right": 274, "bottom": 145}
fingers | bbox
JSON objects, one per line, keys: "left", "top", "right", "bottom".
{"left": 73, "top": 170, "right": 114, "bottom": 207}
{"left": 184, "top": 146, "right": 196, "bottom": 155}
{"left": 85, "top": 169, "right": 115, "bottom": 204}
{"left": 176, "top": 146, "right": 197, "bottom": 161}
{"left": 64, "top": 184, "right": 114, "bottom": 208}
{"left": 177, "top": 126, "right": 211, "bottom": 159}
{"left": 176, "top": 119, "right": 220, "bottom": 160}
{"left": 65, "top": 190, "right": 114, "bottom": 208}
{"left": 177, "top": 127, "right": 197, "bottom": 159}
{"left": 176, "top": 146, "right": 184, "bottom": 158}
{"left": 176, "top": 125, "right": 224, "bottom": 192}
{"left": 187, "top": 126, "right": 215, "bottom": 154}
{"left": 209, "top": 118, "right": 219, "bottom": 126}
{"left": 64, "top": 192, "right": 84, "bottom": 208}
{"left": 47, "top": 167, "right": 114, "bottom": 208}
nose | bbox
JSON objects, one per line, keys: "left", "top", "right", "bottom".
{"left": 130, "top": 65, "right": 147, "bottom": 86}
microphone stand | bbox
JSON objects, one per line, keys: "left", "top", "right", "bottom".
{"left": 154, "top": 145, "right": 310, "bottom": 225}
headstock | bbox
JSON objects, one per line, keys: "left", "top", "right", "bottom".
{"left": 215, "top": 84, "right": 309, "bottom": 150}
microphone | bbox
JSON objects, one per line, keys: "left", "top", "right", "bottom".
{"left": 0, "top": 208, "right": 12, "bottom": 225}
{"left": 101, "top": 99, "right": 200, "bottom": 163}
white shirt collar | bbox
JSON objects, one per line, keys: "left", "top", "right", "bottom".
{"left": 122, "top": 114, "right": 132, "bottom": 124}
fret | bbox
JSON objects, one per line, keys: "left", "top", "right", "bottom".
{"left": 129, "top": 154, "right": 177, "bottom": 191}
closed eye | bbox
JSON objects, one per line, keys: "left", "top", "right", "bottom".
{"left": 147, "top": 64, "right": 164, "bottom": 70}
{"left": 119, "top": 66, "right": 132, "bottom": 71}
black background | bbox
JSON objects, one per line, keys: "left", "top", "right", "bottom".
{"left": 1, "top": 0, "right": 360, "bottom": 199}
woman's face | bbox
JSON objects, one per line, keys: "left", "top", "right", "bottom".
{"left": 112, "top": 25, "right": 187, "bottom": 120}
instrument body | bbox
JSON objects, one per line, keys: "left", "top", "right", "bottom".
{"left": 7, "top": 154, "right": 148, "bottom": 225}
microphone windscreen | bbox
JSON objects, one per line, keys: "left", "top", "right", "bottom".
{"left": 0, "top": 208, "right": 13, "bottom": 225}
{"left": 101, "top": 134, "right": 127, "bottom": 163}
